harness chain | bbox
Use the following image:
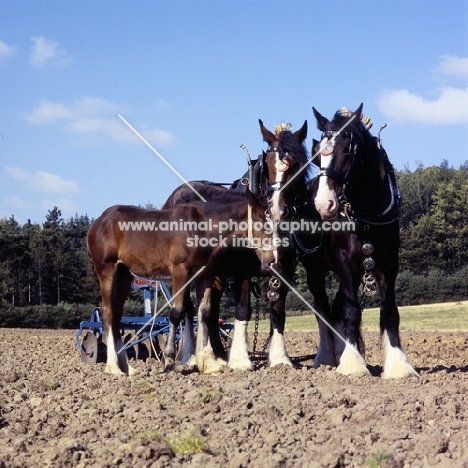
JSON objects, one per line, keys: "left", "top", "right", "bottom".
{"left": 251, "top": 277, "right": 271, "bottom": 358}
{"left": 252, "top": 291, "right": 260, "bottom": 355}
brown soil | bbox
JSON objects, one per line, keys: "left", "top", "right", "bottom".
{"left": 1, "top": 328, "right": 468, "bottom": 467}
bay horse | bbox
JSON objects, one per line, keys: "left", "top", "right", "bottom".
{"left": 163, "top": 119, "right": 310, "bottom": 371}
{"left": 298, "top": 103, "right": 417, "bottom": 378}
{"left": 87, "top": 190, "right": 277, "bottom": 376}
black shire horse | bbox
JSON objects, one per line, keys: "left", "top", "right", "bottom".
{"left": 163, "top": 119, "right": 310, "bottom": 370}
{"left": 298, "top": 104, "right": 418, "bottom": 378}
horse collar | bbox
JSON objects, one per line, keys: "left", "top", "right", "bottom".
{"left": 339, "top": 172, "right": 401, "bottom": 226}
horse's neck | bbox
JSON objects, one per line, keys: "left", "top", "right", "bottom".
{"left": 348, "top": 146, "right": 384, "bottom": 202}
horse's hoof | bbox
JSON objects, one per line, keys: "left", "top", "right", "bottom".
{"left": 382, "top": 362, "right": 419, "bottom": 379}
{"left": 104, "top": 365, "right": 126, "bottom": 376}
{"left": 336, "top": 342, "right": 371, "bottom": 376}
{"left": 268, "top": 358, "right": 293, "bottom": 368}
{"left": 382, "top": 342, "right": 419, "bottom": 379}
{"left": 313, "top": 354, "right": 338, "bottom": 369}
{"left": 161, "top": 356, "right": 175, "bottom": 373}
{"left": 197, "top": 349, "right": 227, "bottom": 375}
{"left": 128, "top": 365, "right": 139, "bottom": 376}
{"left": 180, "top": 354, "right": 196, "bottom": 366}
{"left": 336, "top": 363, "right": 371, "bottom": 376}
{"left": 227, "top": 355, "right": 253, "bottom": 371}
{"left": 162, "top": 364, "right": 175, "bottom": 373}
{"left": 202, "top": 361, "right": 226, "bottom": 375}
{"left": 228, "top": 362, "right": 254, "bottom": 371}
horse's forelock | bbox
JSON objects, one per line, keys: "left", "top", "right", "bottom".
{"left": 275, "top": 131, "right": 311, "bottom": 178}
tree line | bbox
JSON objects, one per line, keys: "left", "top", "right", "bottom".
{"left": 1, "top": 161, "right": 467, "bottom": 324}
{"left": 0, "top": 207, "right": 98, "bottom": 307}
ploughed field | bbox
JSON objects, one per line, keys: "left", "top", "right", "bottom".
{"left": 1, "top": 327, "right": 468, "bottom": 467}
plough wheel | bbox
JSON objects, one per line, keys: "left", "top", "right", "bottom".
{"left": 81, "top": 331, "right": 99, "bottom": 365}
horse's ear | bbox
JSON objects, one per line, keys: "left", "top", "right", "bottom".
{"left": 259, "top": 119, "right": 276, "bottom": 145}
{"left": 354, "top": 103, "right": 364, "bottom": 119}
{"left": 312, "top": 107, "right": 329, "bottom": 132}
{"left": 293, "top": 120, "right": 308, "bottom": 143}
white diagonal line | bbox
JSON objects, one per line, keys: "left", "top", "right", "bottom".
{"left": 269, "top": 265, "right": 360, "bottom": 355}
{"left": 278, "top": 114, "right": 357, "bottom": 194}
{"left": 117, "top": 266, "right": 206, "bottom": 354}
{"left": 118, "top": 114, "right": 207, "bottom": 202}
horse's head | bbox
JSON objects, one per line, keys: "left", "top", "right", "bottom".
{"left": 258, "top": 119, "right": 309, "bottom": 225}
{"left": 312, "top": 103, "right": 383, "bottom": 220}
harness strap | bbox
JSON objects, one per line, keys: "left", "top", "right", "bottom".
{"left": 268, "top": 181, "right": 285, "bottom": 191}
{"left": 317, "top": 167, "right": 348, "bottom": 185}
{"left": 343, "top": 172, "right": 401, "bottom": 225}
{"left": 291, "top": 230, "right": 322, "bottom": 256}
{"left": 267, "top": 146, "right": 289, "bottom": 160}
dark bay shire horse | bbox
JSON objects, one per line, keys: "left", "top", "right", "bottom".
{"left": 163, "top": 119, "right": 310, "bottom": 370}
{"left": 87, "top": 190, "right": 277, "bottom": 376}
{"left": 298, "top": 104, "right": 417, "bottom": 378}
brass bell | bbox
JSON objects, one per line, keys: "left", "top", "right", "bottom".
{"left": 268, "top": 276, "right": 281, "bottom": 290}
{"left": 267, "top": 290, "right": 280, "bottom": 302}
{"left": 362, "top": 243, "right": 374, "bottom": 256}
{"left": 363, "top": 257, "right": 375, "bottom": 270}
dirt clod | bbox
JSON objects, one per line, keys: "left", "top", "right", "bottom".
{"left": 1, "top": 328, "right": 467, "bottom": 467}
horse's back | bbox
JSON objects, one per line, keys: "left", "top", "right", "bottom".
{"left": 88, "top": 204, "right": 193, "bottom": 279}
{"left": 162, "top": 181, "right": 230, "bottom": 209}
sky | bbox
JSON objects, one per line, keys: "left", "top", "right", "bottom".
{"left": 1, "top": 0, "right": 467, "bottom": 224}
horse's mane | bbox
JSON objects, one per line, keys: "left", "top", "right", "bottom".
{"left": 209, "top": 189, "right": 250, "bottom": 203}
{"left": 324, "top": 113, "right": 372, "bottom": 144}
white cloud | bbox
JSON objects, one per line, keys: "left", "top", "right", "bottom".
{"left": 378, "top": 87, "right": 468, "bottom": 125}
{"left": 22, "top": 96, "right": 176, "bottom": 147}
{"left": 4, "top": 166, "right": 79, "bottom": 194}
{"left": 3, "top": 194, "right": 34, "bottom": 211}
{"left": 22, "top": 100, "right": 73, "bottom": 125}
{"left": 23, "top": 96, "right": 122, "bottom": 126}
{"left": 378, "top": 55, "right": 468, "bottom": 125}
{"left": 155, "top": 99, "right": 174, "bottom": 112}
{"left": 139, "top": 127, "right": 176, "bottom": 146}
{"left": 437, "top": 55, "right": 468, "bottom": 78}
{"left": 29, "top": 36, "right": 71, "bottom": 68}
{"left": 41, "top": 198, "right": 77, "bottom": 217}
{"left": 0, "top": 40, "right": 16, "bottom": 62}
{"left": 67, "top": 117, "right": 176, "bottom": 147}
{"left": 66, "top": 117, "right": 134, "bottom": 144}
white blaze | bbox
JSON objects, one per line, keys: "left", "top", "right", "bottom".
{"left": 314, "top": 139, "right": 339, "bottom": 219}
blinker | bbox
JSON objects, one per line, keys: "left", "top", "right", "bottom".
{"left": 275, "top": 159, "right": 290, "bottom": 172}
{"left": 320, "top": 138, "right": 334, "bottom": 156}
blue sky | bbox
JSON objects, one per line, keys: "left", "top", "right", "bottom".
{"left": 1, "top": 0, "right": 467, "bottom": 224}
